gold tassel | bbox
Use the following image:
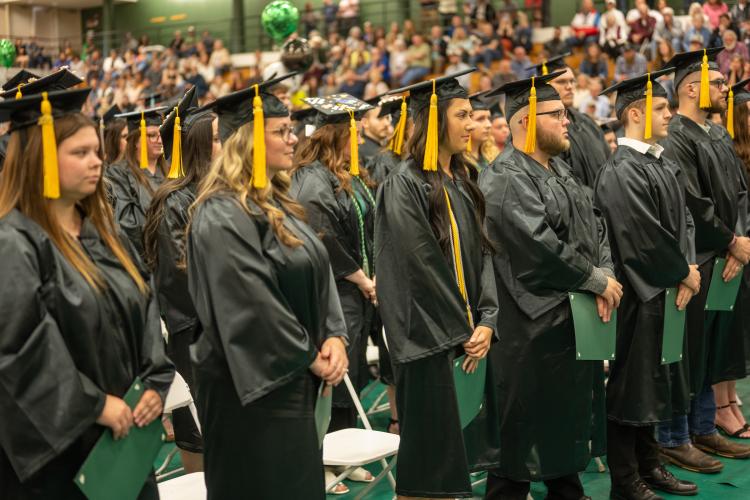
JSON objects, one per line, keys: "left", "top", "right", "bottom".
{"left": 541, "top": 61, "right": 548, "bottom": 76}
{"left": 15, "top": 84, "right": 24, "bottom": 100}
{"left": 167, "top": 106, "right": 182, "bottom": 179}
{"left": 466, "top": 134, "right": 472, "bottom": 153}
{"left": 39, "top": 92, "right": 60, "bottom": 199}
{"left": 252, "top": 84, "right": 267, "bottom": 189}
{"left": 423, "top": 79, "right": 439, "bottom": 171}
{"left": 139, "top": 111, "right": 148, "bottom": 169}
{"left": 699, "top": 48, "right": 711, "bottom": 109}
{"left": 388, "top": 96, "right": 408, "bottom": 155}
{"left": 349, "top": 110, "right": 360, "bottom": 176}
{"left": 644, "top": 73, "right": 653, "bottom": 140}
{"left": 728, "top": 88, "right": 735, "bottom": 139}
{"left": 524, "top": 77, "right": 537, "bottom": 154}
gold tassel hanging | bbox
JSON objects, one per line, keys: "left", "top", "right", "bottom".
{"left": 524, "top": 77, "right": 537, "bottom": 154}
{"left": 423, "top": 79, "right": 439, "bottom": 171}
{"left": 15, "top": 84, "right": 24, "bottom": 100}
{"left": 644, "top": 73, "right": 653, "bottom": 140}
{"left": 728, "top": 88, "right": 735, "bottom": 138}
{"left": 466, "top": 134, "right": 472, "bottom": 153}
{"left": 541, "top": 61, "right": 548, "bottom": 76}
{"left": 252, "top": 84, "right": 267, "bottom": 189}
{"left": 388, "top": 96, "right": 408, "bottom": 155}
{"left": 39, "top": 92, "right": 60, "bottom": 199}
{"left": 167, "top": 106, "right": 182, "bottom": 179}
{"left": 699, "top": 48, "right": 711, "bottom": 109}
{"left": 349, "top": 110, "right": 360, "bottom": 176}
{"left": 139, "top": 111, "right": 149, "bottom": 169}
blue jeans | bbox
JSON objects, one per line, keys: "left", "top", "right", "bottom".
{"left": 400, "top": 66, "right": 430, "bottom": 87}
{"left": 470, "top": 48, "right": 503, "bottom": 69}
{"left": 657, "top": 385, "right": 717, "bottom": 447}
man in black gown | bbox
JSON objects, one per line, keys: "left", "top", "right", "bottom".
{"left": 360, "top": 94, "right": 394, "bottom": 167}
{"left": 595, "top": 68, "right": 700, "bottom": 500}
{"left": 655, "top": 48, "right": 750, "bottom": 472}
{"left": 480, "top": 73, "right": 622, "bottom": 500}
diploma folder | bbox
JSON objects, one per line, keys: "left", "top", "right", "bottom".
{"left": 661, "top": 288, "right": 686, "bottom": 365}
{"left": 315, "top": 382, "right": 332, "bottom": 447}
{"left": 453, "top": 355, "right": 487, "bottom": 429}
{"left": 74, "top": 377, "right": 165, "bottom": 500}
{"left": 569, "top": 292, "right": 617, "bottom": 361}
{"left": 704, "top": 257, "right": 742, "bottom": 311}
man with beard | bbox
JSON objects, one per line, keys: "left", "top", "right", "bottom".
{"left": 360, "top": 94, "right": 396, "bottom": 167}
{"left": 528, "top": 54, "right": 611, "bottom": 188}
{"left": 479, "top": 73, "right": 623, "bottom": 500}
{"left": 656, "top": 48, "right": 750, "bottom": 473}
{"left": 367, "top": 96, "right": 411, "bottom": 185}
{"left": 595, "top": 68, "right": 700, "bottom": 500}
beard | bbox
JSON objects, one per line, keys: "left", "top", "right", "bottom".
{"left": 707, "top": 98, "right": 727, "bottom": 114}
{"left": 537, "top": 126, "right": 570, "bottom": 156}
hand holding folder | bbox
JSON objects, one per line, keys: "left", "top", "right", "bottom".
{"left": 453, "top": 355, "right": 487, "bottom": 429}
{"left": 569, "top": 292, "right": 617, "bottom": 361}
{"left": 705, "top": 257, "right": 742, "bottom": 311}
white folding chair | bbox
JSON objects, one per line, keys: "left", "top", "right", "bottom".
{"left": 157, "top": 472, "right": 206, "bottom": 500}
{"left": 156, "top": 371, "right": 201, "bottom": 481}
{"left": 322, "top": 374, "right": 400, "bottom": 499}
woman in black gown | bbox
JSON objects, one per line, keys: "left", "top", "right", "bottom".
{"left": 187, "top": 78, "right": 349, "bottom": 498}
{"left": 0, "top": 89, "right": 174, "bottom": 499}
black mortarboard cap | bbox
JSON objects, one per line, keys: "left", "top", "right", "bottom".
{"left": 0, "top": 87, "right": 91, "bottom": 131}
{"left": 0, "top": 68, "right": 82, "bottom": 100}
{"left": 116, "top": 106, "right": 169, "bottom": 133}
{"left": 731, "top": 77, "right": 750, "bottom": 106}
{"left": 101, "top": 104, "right": 122, "bottom": 126}
{"left": 140, "top": 91, "right": 163, "bottom": 108}
{"left": 469, "top": 91, "right": 491, "bottom": 111}
{"left": 2, "top": 69, "right": 40, "bottom": 92}
{"left": 527, "top": 52, "right": 572, "bottom": 77}
{"left": 601, "top": 67, "right": 674, "bottom": 119}
{"left": 486, "top": 71, "right": 565, "bottom": 120}
{"left": 160, "top": 86, "right": 200, "bottom": 162}
{"left": 665, "top": 47, "right": 723, "bottom": 89}
{"left": 388, "top": 68, "right": 475, "bottom": 114}
{"left": 304, "top": 93, "right": 374, "bottom": 128}
{"left": 377, "top": 95, "right": 408, "bottom": 120}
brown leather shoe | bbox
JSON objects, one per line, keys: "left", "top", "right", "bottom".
{"left": 659, "top": 444, "right": 724, "bottom": 473}
{"left": 692, "top": 432, "right": 750, "bottom": 459}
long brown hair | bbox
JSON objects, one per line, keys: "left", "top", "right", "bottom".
{"left": 103, "top": 118, "right": 127, "bottom": 163}
{"left": 143, "top": 112, "right": 216, "bottom": 271}
{"left": 406, "top": 100, "right": 492, "bottom": 253}
{"left": 293, "top": 122, "right": 376, "bottom": 193}
{"left": 192, "top": 121, "right": 306, "bottom": 248}
{"left": 124, "top": 127, "right": 168, "bottom": 194}
{"left": 0, "top": 114, "right": 147, "bottom": 293}
{"left": 732, "top": 101, "right": 750, "bottom": 174}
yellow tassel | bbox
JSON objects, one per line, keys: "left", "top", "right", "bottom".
{"left": 388, "top": 96, "right": 408, "bottom": 155}
{"left": 466, "top": 134, "right": 472, "bottom": 153}
{"left": 15, "top": 84, "right": 24, "bottom": 100}
{"left": 524, "top": 77, "right": 537, "bottom": 154}
{"left": 645, "top": 73, "right": 653, "bottom": 140}
{"left": 167, "top": 106, "right": 182, "bottom": 179}
{"left": 139, "top": 111, "right": 148, "bottom": 169}
{"left": 252, "top": 85, "right": 267, "bottom": 189}
{"left": 39, "top": 92, "right": 60, "bottom": 199}
{"left": 349, "top": 110, "right": 360, "bottom": 176}
{"left": 699, "top": 48, "right": 711, "bottom": 109}
{"left": 541, "top": 61, "right": 548, "bottom": 76}
{"left": 423, "top": 80, "right": 439, "bottom": 171}
{"left": 728, "top": 88, "right": 735, "bottom": 139}
{"left": 443, "top": 187, "right": 474, "bottom": 328}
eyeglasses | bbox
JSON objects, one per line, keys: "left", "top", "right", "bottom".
{"left": 268, "top": 125, "right": 296, "bottom": 142}
{"left": 689, "top": 79, "right": 728, "bottom": 89}
{"left": 517, "top": 108, "right": 567, "bottom": 124}
{"left": 146, "top": 132, "right": 161, "bottom": 143}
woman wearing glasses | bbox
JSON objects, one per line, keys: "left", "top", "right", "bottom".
{"left": 187, "top": 78, "right": 349, "bottom": 498}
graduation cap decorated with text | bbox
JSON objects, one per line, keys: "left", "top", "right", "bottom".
{"left": 0, "top": 68, "right": 83, "bottom": 100}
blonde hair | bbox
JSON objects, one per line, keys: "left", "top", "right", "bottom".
{"left": 193, "top": 121, "right": 306, "bottom": 248}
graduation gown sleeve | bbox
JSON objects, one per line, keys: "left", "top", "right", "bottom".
{"left": 105, "top": 163, "right": 147, "bottom": 256}
{"left": 187, "top": 197, "right": 318, "bottom": 405}
{"left": 0, "top": 226, "right": 105, "bottom": 481}
{"left": 478, "top": 252, "right": 499, "bottom": 334}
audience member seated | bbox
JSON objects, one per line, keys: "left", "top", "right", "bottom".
{"left": 567, "top": 0, "right": 601, "bottom": 50}
{"left": 579, "top": 43, "right": 608, "bottom": 84}
{"left": 614, "top": 43, "right": 647, "bottom": 82}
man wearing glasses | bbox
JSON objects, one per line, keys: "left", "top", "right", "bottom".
{"left": 656, "top": 47, "right": 750, "bottom": 473}
{"left": 479, "top": 73, "right": 622, "bottom": 500}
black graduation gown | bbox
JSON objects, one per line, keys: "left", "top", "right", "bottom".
{"left": 368, "top": 149, "right": 400, "bottom": 186}
{"left": 661, "top": 115, "right": 746, "bottom": 391}
{"left": 360, "top": 135, "right": 382, "bottom": 167}
{"left": 560, "top": 107, "right": 611, "bottom": 188}
{"left": 187, "top": 195, "right": 347, "bottom": 499}
{"left": 290, "top": 162, "right": 375, "bottom": 410}
{"left": 375, "top": 159, "right": 500, "bottom": 497}
{"left": 479, "top": 145, "right": 612, "bottom": 481}
{"left": 594, "top": 145, "right": 693, "bottom": 425}
{"left": 105, "top": 161, "right": 165, "bottom": 257}
{"left": 0, "top": 209, "right": 174, "bottom": 499}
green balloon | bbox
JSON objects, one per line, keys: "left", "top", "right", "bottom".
{"left": 261, "top": 1, "right": 300, "bottom": 42}
{"left": 0, "top": 39, "right": 16, "bottom": 68}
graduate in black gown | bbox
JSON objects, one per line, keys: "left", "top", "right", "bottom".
{"left": 100, "top": 104, "right": 126, "bottom": 165}
{"left": 655, "top": 48, "right": 750, "bottom": 471}
{"left": 187, "top": 78, "right": 349, "bottom": 499}
{"left": 479, "top": 73, "right": 621, "bottom": 500}
{"left": 367, "top": 96, "right": 411, "bottom": 186}
{"left": 528, "top": 54, "right": 610, "bottom": 188}
{"left": 464, "top": 92, "right": 500, "bottom": 172}
{"left": 105, "top": 106, "right": 168, "bottom": 257}
{"left": 360, "top": 93, "right": 394, "bottom": 167}
{"left": 142, "top": 86, "right": 219, "bottom": 474}
{"left": 376, "top": 69, "right": 500, "bottom": 499}
{"left": 0, "top": 88, "right": 174, "bottom": 499}
{"left": 595, "top": 69, "right": 699, "bottom": 500}
{"left": 290, "top": 94, "right": 379, "bottom": 487}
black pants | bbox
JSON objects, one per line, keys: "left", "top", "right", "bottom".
{"left": 607, "top": 420, "right": 661, "bottom": 487}
{"left": 485, "top": 472, "right": 583, "bottom": 500}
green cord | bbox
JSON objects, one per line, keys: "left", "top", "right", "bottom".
{"left": 351, "top": 176, "right": 375, "bottom": 278}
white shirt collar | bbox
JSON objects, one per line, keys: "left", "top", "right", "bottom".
{"left": 617, "top": 137, "right": 664, "bottom": 159}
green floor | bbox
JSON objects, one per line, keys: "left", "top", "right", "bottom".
{"left": 155, "top": 378, "right": 750, "bottom": 499}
